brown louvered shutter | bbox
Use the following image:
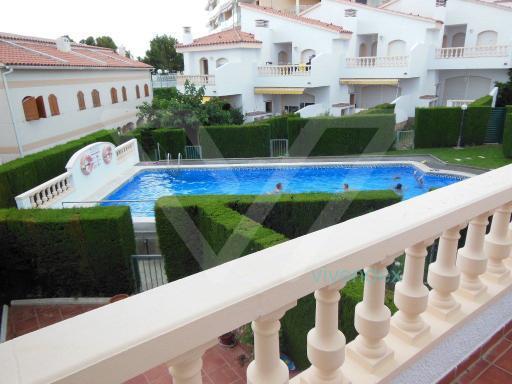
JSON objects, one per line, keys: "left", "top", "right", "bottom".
{"left": 122, "top": 86, "right": 127, "bottom": 101}
{"left": 144, "top": 84, "right": 150, "bottom": 97}
{"left": 36, "top": 96, "right": 47, "bottom": 118}
{"left": 77, "top": 91, "right": 86, "bottom": 110}
{"left": 48, "top": 94, "right": 60, "bottom": 116}
{"left": 111, "top": 88, "right": 118, "bottom": 104}
{"left": 23, "top": 97, "right": 39, "bottom": 121}
{"left": 136, "top": 85, "right": 140, "bottom": 99}
{"left": 92, "top": 90, "right": 101, "bottom": 108}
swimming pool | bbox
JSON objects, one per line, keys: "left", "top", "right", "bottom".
{"left": 101, "top": 163, "right": 466, "bottom": 218}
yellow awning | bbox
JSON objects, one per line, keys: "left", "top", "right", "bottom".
{"left": 202, "top": 96, "right": 211, "bottom": 103}
{"left": 340, "top": 79, "right": 400, "bottom": 86}
{"left": 255, "top": 87, "right": 305, "bottom": 95}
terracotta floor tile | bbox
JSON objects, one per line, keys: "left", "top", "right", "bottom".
{"left": 13, "top": 317, "right": 39, "bottom": 335}
{"left": 436, "top": 369, "right": 457, "bottom": 384}
{"left": 35, "top": 307, "right": 63, "bottom": 328}
{"left": 459, "top": 349, "right": 483, "bottom": 373}
{"left": 123, "top": 375, "right": 148, "bottom": 384}
{"left": 208, "top": 364, "right": 241, "bottom": 384}
{"left": 9, "top": 306, "right": 36, "bottom": 321}
{"left": 60, "top": 305, "right": 87, "bottom": 319}
{"left": 495, "top": 347, "right": 512, "bottom": 373}
{"left": 203, "top": 349, "right": 227, "bottom": 374}
{"left": 505, "top": 328, "right": 512, "bottom": 342}
{"left": 473, "top": 366, "right": 512, "bottom": 384}
{"left": 483, "top": 338, "right": 512, "bottom": 363}
{"left": 457, "top": 359, "right": 490, "bottom": 384}
{"left": 147, "top": 373, "right": 172, "bottom": 384}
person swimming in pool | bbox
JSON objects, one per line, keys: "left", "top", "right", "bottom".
{"left": 343, "top": 183, "right": 350, "bottom": 191}
{"left": 273, "top": 183, "right": 284, "bottom": 194}
{"left": 394, "top": 183, "right": 403, "bottom": 195}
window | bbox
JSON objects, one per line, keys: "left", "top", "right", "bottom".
{"left": 22, "top": 96, "right": 39, "bottom": 121}
{"left": 122, "top": 86, "right": 127, "bottom": 102}
{"left": 135, "top": 85, "right": 141, "bottom": 99}
{"left": 144, "top": 84, "right": 150, "bottom": 97}
{"left": 199, "top": 58, "right": 209, "bottom": 75}
{"left": 216, "top": 58, "right": 228, "bottom": 68}
{"left": 477, "top": 30, "right": 498, "bottom": 46}
{"left": 92, "top": 89, "right": 101, "bottom": 108}
{"left": 36, "top": 96, "right": 47, "bottom": 118}
{"left": 265, "top": 101, "right": 272, "bottom": 114}
{"left": 387, "top": 40, "right": 407, "bottom": 56}
{"left": 111, "top": 87, "right": 118, "bottom": 104}
{"left": 48, "top": 94, "right": 60, "bottom": 116}
{"left": 77, "top": 91, "right": 86, "bottom": 110}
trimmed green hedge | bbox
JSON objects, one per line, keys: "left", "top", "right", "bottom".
{"left": 0, "top": 206, "right": 135, "bottom": 304}
{"left": 155, "top": 191, "right": 401, "bottom": 368}
{"left": 199, "top": 124, "right": 271, "bottom": 158}
{"left": 414, "top": 107, "right": 492, "bottom": 148}
{"left": 0, "top": 130, "right": 118, "bottom": 208}
{"left": 152, "top": 128, "right": 186, "bottom": 159}
{"left": 287, "top": 115, "right": 396, "bottom": 156}
{"left": 503, "top": 112, "right": 512, "bottom": 158}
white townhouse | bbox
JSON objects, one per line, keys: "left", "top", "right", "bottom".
{"left": 0, "top": 33, "right": 153, "bottom": 163}
{"left": 177, "top": 0, "right": 512, "bottom": 121}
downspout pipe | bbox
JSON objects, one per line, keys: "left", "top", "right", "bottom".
{"left": 1, "top": 64, "right": 24, "bottom": 157}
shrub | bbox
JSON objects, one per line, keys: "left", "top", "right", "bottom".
{"left": 0, "top": 206, "right": 135, "bottom": 304}
{"left": 0, "top": 130, "right": 118, "bottom": 208}
{"left": 287, "top": 115, "right": 396, "bottom": 156}
{"left": 471, "top": 95, "right": 493, "bottom": 106}
{"left": 267, "top": 116, "right": 289, "bottom": 139}
{"left": 152, "top": 128, "right": 186, "bottom": 159}
{"left": 414, "top": 107, "right": 491, "bottom": 148}
{"left": 155, "top": 191, "right": 400, "bottom": 368}
{"left": 503, "top": 112, "right": 512, "bottom": 158}
{"left": 199, "top": 124, "right": 271, "bottom": 158}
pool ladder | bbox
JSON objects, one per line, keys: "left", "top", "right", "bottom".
{"left": 178, "top": 153, "right": 182, "bottom": 166}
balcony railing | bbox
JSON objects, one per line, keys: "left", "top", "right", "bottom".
{"left": 436, "top": 45, "right": 511, "bottom": 59}
{"left": 176, "top": 74, "right": 215, "bottom": 86}
{"left": 258, "top": 64, "right": 312, "bottom": 76}
{"left": 3, "top": 165, "right": 512, "bottom": 383}
{"left": 15, "top": 172, "right": 74, "bottom": 209}
{"left": 346, "top": 55, "right": 409, "bottom": 68}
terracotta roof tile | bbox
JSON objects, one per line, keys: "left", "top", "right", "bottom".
{"left": 177, "top": 27, "right": 261, "bottom": 48}
{"left": 0, "top": 32, "right": 151, "bottom": 69}
{"left": 240, "top": 3, "right": 352, "bottom": 34}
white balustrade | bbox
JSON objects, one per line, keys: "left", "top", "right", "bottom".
{"left": 3, "top": 165, "right": 512, "bottom": 384}
{"left": 15, "top": 172, "right": 74, "bottom": 209}
{"left": 116, "top": 139, "right": 136, "bottom": 162}
{"left": 258, "top": 64, "right": 312, "bottom": 76}
{"left": 346, "top": 55, "right": 409, "bottom": 68}
{"left": 176, "top": 75, "right": 215, "bottom": 86}
{"left": 436, "top": 45, "right": 511, "bottom": 59}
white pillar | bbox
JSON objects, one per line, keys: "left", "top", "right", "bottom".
{"left": 427, "top": 226, "right": 463, "bottom": 320}
{"left": 456, "top": 213, "right": 490, "bottom": 300}
{"left": 346, "top": 259, "right": 394, "bottom": 372}
{"left": 392, "top": 242, "right": 431, "bottom": 343}
{"left": 302, "top": 281, "right": 349, "bottom": 384}
{"left": 167, "top": 340, "right": 217, "bottom": 384}
{"left": 247, "top": 302, "right": 297, "bottom": 384}
{"left": 296, "top": 0, "right": 301, "bottom": 15}
{"left": 484, "top": 203, "right": 512, "bottom": 284}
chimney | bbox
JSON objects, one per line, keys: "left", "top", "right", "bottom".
{"left": 183, "top": 27, "right": 193, "bottom": 45}
{"left": 56, "top": 36, "right": 71, "bottom": 53}
{"left": 118, "top": 45, "right": 126, "bottom": 57}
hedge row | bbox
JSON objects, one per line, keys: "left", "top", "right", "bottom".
{"left": 414, "top": 107, "right": 492, "bottom": 148}
{"left": 503, "top": 112, "right": 512, "bottom": 158}
{"left": 199, "top": 124, "right": 271, "bottom": 158}
{"left": 152, "top": 128, "right": 187, "bottom": 159}
{"left": 155, "top": 191, "right": 401, "bottom": 368}
{"left": 471, "top": 95, "right": 493, "bottom": 106}
{"left": 287, "top": 115, "right": 396, "bottom": 156}
{"left": 0, "top": 130, "right": 118, "bottom": 208}
{"left": 0, "top": 206, "right": 135, "bottom": 305}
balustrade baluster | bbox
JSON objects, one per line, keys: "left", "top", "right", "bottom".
{"left": 29, "top": 195, "right": 37, "bottom": 208}
{"left": 456, "top": 213, "right": 490, "bottom": 300}
{"left": 42, "top": 189, "right": 49, "bottom": 203}
{"left": 302, "top": 281, "right": 348, "bottom": 384}
{"left": 483, "top": 204, "right": 512, "bottom": 284}
{"left": 167, "top": 340, "right": 216, "bottom": 384}
{"left": 346, "top": 257, "right": 395, "bottom": 372}
{"left": 391, "top": 242, "right": 431, "bottom": 343}
{"left": 35, "top": 192, "right": 43, "bottom": 207}
{"left": 247, "top": 302, "right": 296, "bottom": 384}
{"left": 428, "top": 226, "right": 464, "bottom": 320}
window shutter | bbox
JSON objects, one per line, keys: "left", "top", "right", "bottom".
{"left": 23, "top": 97, "right": 39, "bottom": 121}
{"left": 49, "top": 94, "right": 60, "bottom": 116}
{"left": 36, "top": 96, "right": 47, "bottom": 118}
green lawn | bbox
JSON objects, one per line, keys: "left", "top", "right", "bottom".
{"left": 385, "top": 145, "right": 512, "bottom": 170}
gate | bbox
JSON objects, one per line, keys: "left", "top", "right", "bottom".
{"left": 270, "top": 139, "right": 289, "bottom": 157}
{"left": 185, "top": 145, "right": 203, "bottom": 159}
{"left": 395, "top": 130, "right": 415, "bottom": 150}
{"left": 485, "top": 107, "right": 506, "bottom": 143}
{"left": 132, "top": 254, "right": 167, "bottom": 292}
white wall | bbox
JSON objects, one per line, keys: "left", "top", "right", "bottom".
{"left": 0, "top": 68, "right": 152, "bottom": 163}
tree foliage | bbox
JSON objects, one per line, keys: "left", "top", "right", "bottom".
{"left": 140, "top": 35, "right": 184, "bottom": 72}
{"left": 496, "top": 69, "right": 512, "bottom": 107}
{"left": 80, "top": 35, "right": 118, "bottom": 50}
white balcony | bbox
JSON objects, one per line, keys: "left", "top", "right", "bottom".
{"left": 346, "top": 55, "right": 409, "bottom": 68}
{"left": 257, "top": 64, "right": 312, "bottom": 77}
{"left": 176, "top": 74, "right": 216, "bottom": 87}
{"left": 431, "top": 44, "right": 512, "bottom": 70}
{"left": 2, "top": 164, "right": 512, "bottom": 384}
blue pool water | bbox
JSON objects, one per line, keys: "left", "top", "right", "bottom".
{"left": 102, "top": 164, "right": 465, "bottom": 217}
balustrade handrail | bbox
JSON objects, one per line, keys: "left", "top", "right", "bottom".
{"left": 436, "top": 44, "right": 511, "bottom": 58}
{"left": 258, "top": 64, "right": 312, "bottom": 76}
{"left": 176, "top": 74, "right": 216, "bottom": 85}
{"left": 3, "top": 164, "right": 512, "bottom": 383}
{"left": 346, "top": 55, "right": 409, "bottom": 68}
{"left": 15, "top": 171, "right": 74, "bottom": 209}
